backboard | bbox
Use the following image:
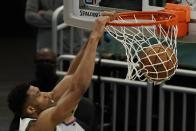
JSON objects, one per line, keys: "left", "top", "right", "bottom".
{"left": 63, "top": 0, "right": 196, "bottom": 43}
{"left": 63, "top": 0, "right": 142, "bottom": 30}
{"left": 63, "top": 0, "right": 196, "bottom": 69}
{"left": 63, "top": 0, "right": 196, "bottom": 34}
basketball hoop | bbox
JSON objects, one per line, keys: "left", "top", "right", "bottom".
{"left": 105, "top": 11, "right": 178, "bottom": 84}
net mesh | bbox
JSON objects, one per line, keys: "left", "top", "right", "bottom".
{"left": 105, "top": 13, "right": 178, "bottom": 84}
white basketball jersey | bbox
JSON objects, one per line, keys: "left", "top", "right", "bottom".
{"left": 19, "top": 118, "right": 84, "bottom": 131}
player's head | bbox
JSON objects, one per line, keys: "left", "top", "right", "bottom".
{"left": 8, "top": 83, "right": 55, "bottom": 118}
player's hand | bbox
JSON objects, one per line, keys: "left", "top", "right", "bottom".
{"left": 101, "top": 11, "right": 117, "bottom": 21}
{"left": 91, "top": 11, "right": 116, "bottom": 39}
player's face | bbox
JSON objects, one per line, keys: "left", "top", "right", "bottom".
{"left": 27, "top": 86, "right": 55, "bottom": 112}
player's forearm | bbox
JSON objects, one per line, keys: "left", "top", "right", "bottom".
{"left": 51, "top": 41, "right": 88, "bottom": 101}
{"left": 72, "top": 35, "right": 99, "bottom": 90}
{"left": 67, "top": 41, "right": 88, "bottom": 75}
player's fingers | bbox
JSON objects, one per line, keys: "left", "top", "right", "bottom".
{"left": 101, "top": 11, "right": 117, "bottom": 21}
{"left": 101, "top": 11, "right": 115, "bottom": 16}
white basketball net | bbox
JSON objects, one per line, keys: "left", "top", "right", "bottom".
{"left": 105, "top": 13, "right": 178, "bottom": 84}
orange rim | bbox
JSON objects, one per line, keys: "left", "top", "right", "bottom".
{"left": 106, "top": 11, "right": 177, "bottom": 27}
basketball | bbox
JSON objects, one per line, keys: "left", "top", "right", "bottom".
{"left": 138, "top": 44, "right": 177, "bottom": 82}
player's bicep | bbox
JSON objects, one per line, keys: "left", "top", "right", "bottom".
{"left": 50, "top": 75, "right": 73, "bottom": 101}
{"left": 50, "top": 86, "right": 82, "bottom": 123}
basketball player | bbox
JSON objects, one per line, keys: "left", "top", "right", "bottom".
{"left": 7, "top": 11, "right": 115, "bottom": 131}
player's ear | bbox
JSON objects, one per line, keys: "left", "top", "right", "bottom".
{"left": 26, "top": 105, "right": 36, "bottom": 115}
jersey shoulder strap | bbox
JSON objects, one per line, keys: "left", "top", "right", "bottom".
{"left": 19, "top": 118, "right": 36, "bottom": 131}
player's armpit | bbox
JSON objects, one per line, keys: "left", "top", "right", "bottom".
{"left": 50, "top": 85, "right": 83, "bottom": 124}
{"left": 50, "top": 75, "right": 73, "bottom": 102}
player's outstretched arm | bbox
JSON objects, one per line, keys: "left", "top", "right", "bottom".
{"left": 51, "top": 15, "right": 112, "bottom": 119}
{"left": 30, "top": 13, "right": 114, "bottom": 131}
{"left": 50, "top": 11, "right": 116, "bottom": 102}
{"left": 50, "top": 41, "right": 89, "bottom": 102}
